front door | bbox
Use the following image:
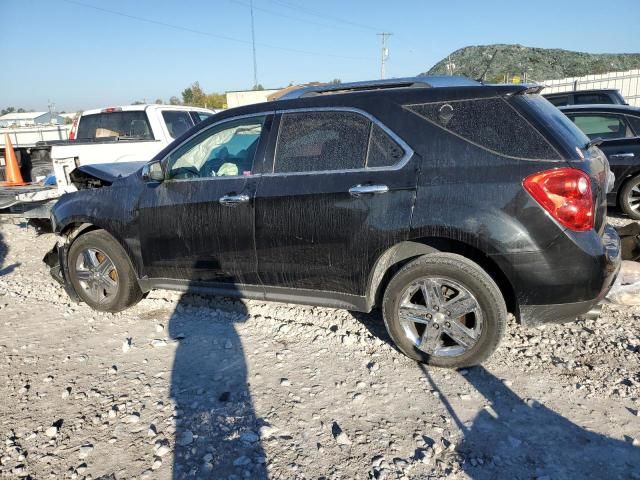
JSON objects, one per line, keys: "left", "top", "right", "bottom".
{"left": 138, "top": 115, "right": 271, "bottom": 287}
{"left": 254, "top": 109, "right": 418, "bottom": 298}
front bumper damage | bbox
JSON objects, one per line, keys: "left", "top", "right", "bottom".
{"left": 43, "top": 241, "right": 80, "bottom": 302}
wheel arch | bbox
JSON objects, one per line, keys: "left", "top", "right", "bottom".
{"left": 60, "top": 221, "right": 144, "bottom": 284}
{"left": 367, "top": 237, "right": 518, "bottom": 319}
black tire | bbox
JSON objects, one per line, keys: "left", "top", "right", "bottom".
{"left": 68, "top": 230, "right": 143, "bottom": 312}
{"left": 620, "top": 175, "right": 640, "bottom": 220}
{"left": 382, "top": 253, "right": 507, "bottom": 368}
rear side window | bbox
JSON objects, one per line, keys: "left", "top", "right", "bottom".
{"left": 274, "top": 111, "right": 405, "bottom": 173}
{"left": 626, "top": 115, "right": 640, "bottom": 136}
{"left": 406, "top": 97, "right": 560, "bottom": 159}
{"left": 546, "top": 95, "right": 569, "bottom": 107}
{"left": 568, "top": 114, "right": 634, "bottom": 140}
{"left": 367, "top": 123, "right": 405, "bottom": 167}
{"left": 274, "top": 111, "right": 370, "bottom": 173}
{"left": 190, "top": 111, "right": 213, "bottom": 124}
{"left": 574, "top": 93, "right": 614, "bottom": 105}
{"left": 76, "top": 111, "right": 153, "bottom": 140}
{"left": 162, "top": 111, "right": 195, "bottom": 139}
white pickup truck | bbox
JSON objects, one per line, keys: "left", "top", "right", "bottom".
{"left": 1, "top": 104, "right": 216, "bottom": 218}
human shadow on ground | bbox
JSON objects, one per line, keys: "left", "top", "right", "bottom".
{"left": 0, "top": 228, "right": 19, "bottom": 276}
{"left": 351, "top": 310, "right": 640, "bottom": 479}
{"left": 168, "top": 291, "right": 267, "bottom": 479}
{"left": 423, "top": 365, "right": 640, "bottom": 479}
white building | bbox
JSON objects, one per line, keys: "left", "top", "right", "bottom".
{"left": 225, "top": 89, "right": 283, "bottom": 108}
{"left": 0, "top": 111, "right": 65, "bottom": 127}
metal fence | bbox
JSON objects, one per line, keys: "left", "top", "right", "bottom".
{"left": 540, "top": 69, "right": 640, "bottom": 106}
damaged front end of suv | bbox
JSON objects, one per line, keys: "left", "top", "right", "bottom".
{"left": 43, "top": 161, "right": 147, "bottom": 301}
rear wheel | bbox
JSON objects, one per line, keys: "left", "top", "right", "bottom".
{"left": 382, "top": 253, "right": 507, "bottom": 368}
{"left": 620, "top": 175, "right": 640, "bottom": 220}
{"left": 68, "top": 230, "right": 143, "bottom": 312}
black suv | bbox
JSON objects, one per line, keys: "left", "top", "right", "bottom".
{"left": 544, "top": 89, "right": 627, "bottom": 107}
{"left": 45, "top": 77, "right": 621, "bottom": 368}
{"left": 559, "top": 105, "right": 640, "bottom": 219}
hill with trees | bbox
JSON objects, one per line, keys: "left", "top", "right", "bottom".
{"left": 423, "top": 44, "right": 640, "bottom": 83}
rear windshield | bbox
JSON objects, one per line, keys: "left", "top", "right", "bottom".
{"left": 77, "top": 111, "right": 153, "bottom": 140}
{"left": 516, "top": 94, "right": 589, "bottom": 152}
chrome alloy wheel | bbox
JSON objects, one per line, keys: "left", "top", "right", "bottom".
{"left": 397, "top": 277, "right": 483, "bottom": 357}
{"left": 74, "top": 248, "right": 119, "bottom": 304}
{"left": 627, "top": 182, "right": 640, "bottom": 212}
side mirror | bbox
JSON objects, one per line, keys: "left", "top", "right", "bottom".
{"left": 142, "top": 161, "right": 164, "bottom": 182}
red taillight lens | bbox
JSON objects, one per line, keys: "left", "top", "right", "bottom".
{"left": 523, "top": 168, "right": 594, "bottom": 231}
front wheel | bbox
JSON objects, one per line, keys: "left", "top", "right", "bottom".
{"left": 382, "top": 253, "right": 507, "bottom": 368}
{"left": 620, "top": 175, "right": 640, "bottom": 220}
{"left": 67, "top": 230, "right": 143, "bottom": 312}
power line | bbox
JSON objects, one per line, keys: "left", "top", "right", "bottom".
{"left": 228, "top": 0, "right": 349, "bottom": 31}
{"left": 60, "top": 0, "right": 374, "bottom": 61}
{"left": 269, "top": 0, "right": 381, "bottom": 32}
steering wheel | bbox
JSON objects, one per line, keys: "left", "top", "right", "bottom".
{"left": 170, "top": 166, "right": 199, "bottom": 179}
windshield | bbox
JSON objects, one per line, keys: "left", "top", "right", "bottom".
{"left": 76, "top": 111, "right": 154, "bottom": 140}
{"left": 515, "top": 94, "right": 589, "bottom": 153}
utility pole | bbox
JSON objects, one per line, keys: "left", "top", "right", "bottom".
{"left": 250, "top": 0, "right": 258, "bottom": 89}
{"left": 377, "top": 32, "right": 392, "bottom": 79}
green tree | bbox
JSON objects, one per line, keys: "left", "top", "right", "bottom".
{"left": 328, "top": 78, "right": 341, "bottom": 85}
{"left": 155, "top": 98, "right": 163, "bottom": 104}
{"left": 252, "top": 84, "right": 264, "bottom": 91}
{"left": 169, "top": 96, "right": 181, "bottom": 105}
{"left": 182, "top": 81, "right": 206, "bottom": 106}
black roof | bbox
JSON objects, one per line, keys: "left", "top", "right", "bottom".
{"left": 543, "top": 89, "right": 620, "bottom": 97}
{"left": 204, "top": 78, "right": 544, "bottom": 125}
{"left": 278, "top": 76, "right": 481, "bottom": 100}
{"left": 559, "top": 104, "right": 640, "bottom": 115}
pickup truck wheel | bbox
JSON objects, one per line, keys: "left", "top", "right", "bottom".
{"left": 382, "top": 253, "right": 507, "bottom": 368}
{"left": 620, "top": 175, "right": 640, "bottom": 220}
{"left": 68, "top": 230, "right": 143, "bottom": 312}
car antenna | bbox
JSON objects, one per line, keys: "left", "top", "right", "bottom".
{"left": 475, "top": 49, "right": 499, "bottom": 84}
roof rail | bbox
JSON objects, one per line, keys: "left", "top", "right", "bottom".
{"left": 277, "top": 76, "right": 480, "bottom": 100}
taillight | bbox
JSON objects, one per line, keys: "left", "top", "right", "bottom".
{"left": 523, "top": 168, "right": 594, "bottom": 231}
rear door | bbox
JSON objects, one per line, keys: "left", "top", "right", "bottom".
{"left": 253, "top": 108, "right": 419, "bottom": 299}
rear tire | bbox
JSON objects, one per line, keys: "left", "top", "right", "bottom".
{"left": 620, "top": 175, "right": 640, "bottom": 220}
{"left": 68, "top": 230, "right": 143, "bottom": 312}
{"left": 382, "top": 253, "right": 507, "bottom": 368}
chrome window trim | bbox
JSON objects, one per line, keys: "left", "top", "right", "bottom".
{"left": 160, "top": 112, "right": 273, "bottom": 183}
{"left": 266, "top": 106, "right": 414, "bottom": 176}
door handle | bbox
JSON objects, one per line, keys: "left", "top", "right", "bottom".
{"left": 219, "top": 193, "right": 250, "bottom": 206}
{"left": 348, "top": 184, "right": 389, "bottom": 197}
{"left": 610, "top": 152, "right": 635, "bottom": 159}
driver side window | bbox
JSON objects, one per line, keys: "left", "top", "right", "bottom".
{"left": 166, "top": 116, "right": 265, "bottom": 180}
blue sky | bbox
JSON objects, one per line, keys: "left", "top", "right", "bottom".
{"left": 1, "top": 0, "right": 638, "bottom": 111}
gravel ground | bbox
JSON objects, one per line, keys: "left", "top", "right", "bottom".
{"left": 1, "top": 217, "right": 639, "bottom": 480}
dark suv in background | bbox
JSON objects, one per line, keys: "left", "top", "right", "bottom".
{"left": 544, "top": 89, "right": 627, "bottom": 107}
{"left": 45, "top": 77, "right": 621, "bottom": 368}
{"left": 560, "top": 104, "right": 640, "bottom": 219}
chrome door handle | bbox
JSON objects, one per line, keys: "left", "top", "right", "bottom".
{"left": 219, "top": 193, "right": 250, "bottom": 206}
{"left": 348, "top": 184, "right": 389, "bottom": 197}
{"left": 610, "top": 152, "right": 635, "bottom": 159}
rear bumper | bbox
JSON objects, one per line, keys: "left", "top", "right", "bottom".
{"left": 493, "top": 224, "right": 621, "bottom": 327}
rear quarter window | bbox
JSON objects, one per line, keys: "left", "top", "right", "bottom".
{"left": 574, "top": 93, "right": 615, "bottom": 105}
{"left": 406, "top": 96, "right": 561, "bottom": 160}
{"left": 76, "top": 111, "right": 153, "bottom": 140}
{"left": 162, "top": 111, "right": 195, "bottom": 139}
